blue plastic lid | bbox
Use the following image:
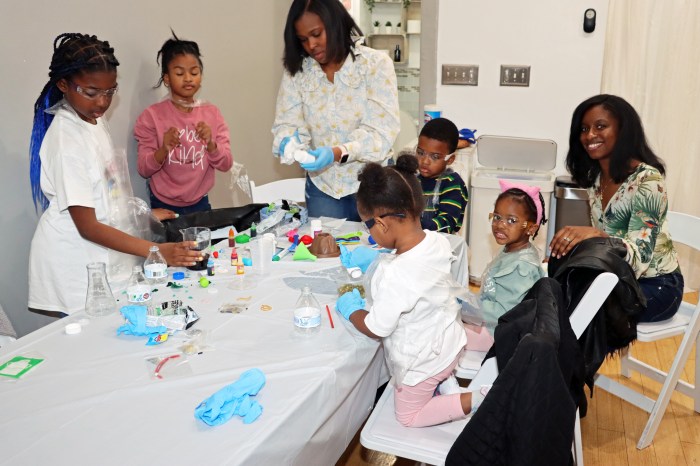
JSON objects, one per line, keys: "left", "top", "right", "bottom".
{"left": 173, "top": 272, "right": 185, "bottom": 280}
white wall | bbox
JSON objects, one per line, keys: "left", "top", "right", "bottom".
{"left": 0, "top": 1, "right": 298, "bottom": 336}
{"left": 434, "top": 0, "right": 609, "bottom": 174}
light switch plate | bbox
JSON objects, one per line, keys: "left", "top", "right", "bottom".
{"left": 500, "top": 65, "right": 531, "bottom": 87}
{"left": 442, "top": 64, "right": 479, "bottom": 86}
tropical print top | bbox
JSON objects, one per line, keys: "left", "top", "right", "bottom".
{"left": 589, "top": 163, "right": 679, "bottom": 279}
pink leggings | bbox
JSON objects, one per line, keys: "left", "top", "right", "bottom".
{"left": 394, "top": 353, "right": 466, "bottom": 427}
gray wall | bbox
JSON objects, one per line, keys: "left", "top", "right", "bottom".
{"left": 0, "top": 1, "right": 302, "bottom": 336}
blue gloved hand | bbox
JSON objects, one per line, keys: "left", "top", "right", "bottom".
{"left": 339, "top": 245, "right": 380, "bottom": 273}
{"left": 336, "top": 288, "right": 366, "bottom": 321}
{"left": 194, "top": 368, "right": 266, "bottom": 426}
{"left": 300, "top": 146, "right": 334, "bottom": 171}
{"left": 278, "top": 130, "right": 300, "bottom": 157}
{"left": 116, "top": 305, "right": 167, "bottom": 337}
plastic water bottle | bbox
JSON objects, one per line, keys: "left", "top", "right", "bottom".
{"left": 294, "top": 286, "right": 321, "bottom": 334}
{"left": 144, "top": 245, "right": 168, "bottom": 285}
{"left": 126, "top": 265, "right": 153, "bottom": 314}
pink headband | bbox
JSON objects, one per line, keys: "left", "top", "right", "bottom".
{"left": 498, "top": 180, "right": 543, "bottom": 225}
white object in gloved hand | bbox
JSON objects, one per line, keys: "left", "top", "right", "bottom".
{"left": 279, "top": 132, "right": 306, "bottom": 165}
{"left": 293, "top": 150, "right": 315, "bottom": 164}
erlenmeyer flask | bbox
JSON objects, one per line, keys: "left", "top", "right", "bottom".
{"left": 85, "top": 262, "right": 117, "bottom": 317}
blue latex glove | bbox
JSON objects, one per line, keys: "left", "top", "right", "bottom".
{"left": 336, "top": 288, "right": 366, "bottom": 320}
{"left": 116, "top": 305, "right": 167, "bottom": 337}
{"left": 339, "top": 245, "right": 379, "bottom": 273}
{"left": 278, "top": 130, "right": 300, "bottom": 157}
{"left": 194, "top": 368, "right": 266, "bottom": 426}
{"left": 300, "top": 146, "right": 334, "bottom": 171}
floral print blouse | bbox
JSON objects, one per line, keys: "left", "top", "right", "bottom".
{"left": 589, "top": 163, "right": 679, "bottom": 279}
{"left": 272, "top": 44, "right": 400, "bottom": 199}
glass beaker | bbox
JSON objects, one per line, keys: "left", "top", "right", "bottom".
{"left": 85, "top": 262, "right": 117, "bottom": 317}
{"left": 180, "top": 227, "right": 211, "bottom": 271}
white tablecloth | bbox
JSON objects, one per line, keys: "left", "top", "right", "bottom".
{"left": 0, "top": 222, "right": 467, "bottom": 465}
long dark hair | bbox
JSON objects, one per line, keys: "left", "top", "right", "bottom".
{"left": 567, "top": 94, "right": 665, "bottom": 188}
{"left": 155, "top": 30, "right": 203, "bottom": 88}
{"left": 283, "top": 0, "right": 363, "bottom": 76}
{"left": 357, "top": 154, "right": 424, "bottom": 219}
{"left": 29, "top": 33, "right": 119, "bottom": 210}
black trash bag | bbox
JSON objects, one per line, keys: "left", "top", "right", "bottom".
{"left": 162, "top": 204, "right": 266, "bottom": 242}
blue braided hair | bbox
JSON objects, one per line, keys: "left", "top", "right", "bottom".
{"left": 29, "top": 33, "right": 120, "bottom": 211}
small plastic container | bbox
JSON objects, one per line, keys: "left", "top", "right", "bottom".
{"left": 336, "top": 270, "right": 366, "bottom": 298}
{"left": 144, "top": 246, "right": 168, "bottom": 285}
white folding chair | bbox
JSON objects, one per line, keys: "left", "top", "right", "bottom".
{"left": 249, "top": 178, "right": 305, "bottom": 204}
{"left": 594, "top": 210, "right": 700, "bottom": 449}
{"left": 361, "top": 272, "right": 618, "bottom": 466}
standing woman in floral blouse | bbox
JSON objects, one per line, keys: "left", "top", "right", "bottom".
{"left": 551, "top": 94, "right": 683, "bottom": 323}
{"left": 272, "top": 0, "right": 400, "bottom": 220}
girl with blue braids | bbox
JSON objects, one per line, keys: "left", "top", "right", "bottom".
{"left": 28, "top": 33, "right": 202, "bottom": 317}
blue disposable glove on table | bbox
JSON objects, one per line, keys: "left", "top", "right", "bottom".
{"left": 336, "top": 288, "right": 366, "bottom": 320}
{"left": 194, "top": 368, "right": 266, "bottom": 426}
{"left": 339, "top": 245, "right": 379, "bottom": 273}
{"left": 300, "top": 146, "right": 334, "bottom": 171}
{"left": 116, "top": 305, "right": 167, "bottom": 337}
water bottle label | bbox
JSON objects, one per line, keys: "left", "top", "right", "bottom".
{"left": 127, "top": 285, "right": 152, "bottom": 303}
{"left": 144, "top": 263, "right": 167, "bottom": 279}
{"left": 294, "top": 307, "right": 321, "bottom": 328}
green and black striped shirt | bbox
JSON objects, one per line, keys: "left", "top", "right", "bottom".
{"left": 418, "top": 170, "right": 469, "bottom": 234}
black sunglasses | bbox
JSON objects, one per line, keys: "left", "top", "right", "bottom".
{"left": 363, "top": 212, "right": 406, "bottom": 230}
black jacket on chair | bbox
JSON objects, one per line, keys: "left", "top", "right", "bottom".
{"left": 548, "top": 237, "right": 646, "bottom": 388}
{"left": 446, "top": 278, "right": 586, "bottom": 466}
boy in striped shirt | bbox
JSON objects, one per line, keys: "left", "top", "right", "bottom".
{"left": 415, "top": 118, "right": 469, "bottom": 234}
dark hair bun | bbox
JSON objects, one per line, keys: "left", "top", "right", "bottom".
{"left": 357, "top": 162, "right": 387, "bottom": 190}
{"left": 395, "top": 153, "right": 418, "bottom": 176}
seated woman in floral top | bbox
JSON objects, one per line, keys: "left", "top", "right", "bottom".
{"left": 550, "top": 94, "right": 683, "bottom": 323}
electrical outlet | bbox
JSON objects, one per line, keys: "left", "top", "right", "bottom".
{"left": 442, "top": 64, "right": 479, "bottom": 86}
{"left": 500, "top": 65, "right": 531, "bottom": 87}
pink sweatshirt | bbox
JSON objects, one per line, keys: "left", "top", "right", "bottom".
{"left": 135, "top": 100, "right": 233, "bottom": 206}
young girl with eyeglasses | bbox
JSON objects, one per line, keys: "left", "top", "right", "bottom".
{"left": 135, "top": 32, "right": 233, "bottom": 215}
{"left": 28, "top": 33, "right": 202, "bottom": 317}
{"left": 335, "top": 154, "right": 482, "bottom": 427}
{"left": 461, "top": 180, "right": 547, "bottom": 347}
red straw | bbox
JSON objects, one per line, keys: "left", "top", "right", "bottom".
{"left": 326, "top": 304, "right": 335, "bottom": 329}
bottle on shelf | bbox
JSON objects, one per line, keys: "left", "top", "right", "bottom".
{"left": 144, "top": 245, "right": 168, "bottom": 285}
{"left": 293, "top": 286, "right": 322, "bottom": 334}
{"left": 394, "top": 44, "right": 402, "bottom": 63}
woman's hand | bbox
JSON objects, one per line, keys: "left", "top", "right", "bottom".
{"left": 549, "top": 226, "right": 607, "bottom": 259}
{"left": 158, "top": 241, "right": 204, "bottom": 267}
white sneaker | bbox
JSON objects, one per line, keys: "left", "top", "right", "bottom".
{"left": 438, "top": 375, "right": 462, "bottom": 395}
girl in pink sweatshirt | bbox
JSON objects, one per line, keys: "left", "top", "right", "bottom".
{"left": 135, "top": 33, "right": 233, "bottom": 214}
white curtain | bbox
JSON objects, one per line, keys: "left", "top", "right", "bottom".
{"left": 602, "top": 0, "right": 700, "bottom": 289}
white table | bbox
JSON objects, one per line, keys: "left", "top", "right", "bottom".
{"left": 0, "top": 222, "right": 385, "bottom": 466}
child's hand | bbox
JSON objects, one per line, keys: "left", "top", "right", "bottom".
{"left": 340, "top": 245, "right": 379, "bottom": 273}
{"left": 151, "top": 208, "right": 178, "bottom": 221}
{"left": 162, "top": 127, "right": 180, "bottom": 152}
{"left": 196, "top": 122, "right": 216, "bottom": 152}
{"left": 158, "top": 241, "right": 204, "bottom": 267}
{"left": 336, "top": 288, "right": 366, "bottom": 320}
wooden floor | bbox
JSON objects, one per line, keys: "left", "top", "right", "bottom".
{"left": 337, "top": 291, "right": 700, "bottom": 466}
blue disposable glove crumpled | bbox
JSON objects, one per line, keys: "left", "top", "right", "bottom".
{"left": 300, "top": 146, "right": 334, "bottom": 171}
{"left": 336, "top": 288, "right": 366, "bottom": 321}
{"left": 194, "top": 368, "right": 266, "bottom": 426}
{"left": 278, "top": 130, "right": 300, "bottom": 157}
{"left": 116, "top": 305, "right": 167, "bottom": 337}
{"left": 458, "top": 128, "right": 477, "bottom": 144}
{"left": 339, "top": 245, "right": 379, "bottom": 273}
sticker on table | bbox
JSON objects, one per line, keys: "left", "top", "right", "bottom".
{"left": 0, "top": 356, "right": 44, "bottom": 380}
